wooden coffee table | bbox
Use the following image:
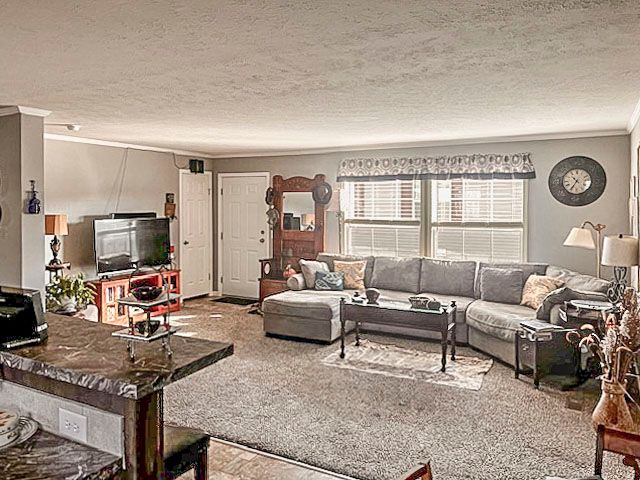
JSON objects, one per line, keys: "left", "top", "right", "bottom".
{"left": 339, "top": 298, "right": 457, "bottom": 372}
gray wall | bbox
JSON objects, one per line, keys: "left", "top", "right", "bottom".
{"left": 631, "top": 117, "right": 640, "bottom": 286}
{"left": 44, "top": 139, "right": 204, "bottom": 278}
{"left": 210, "top": 134, "right": 631, "bottom": 282}
{"left": 0, "top": 112, "right": 46, "bottom": 291}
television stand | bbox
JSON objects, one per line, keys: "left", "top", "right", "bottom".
{"left": 89, "top": 269, "right": 181, "bottom": 324}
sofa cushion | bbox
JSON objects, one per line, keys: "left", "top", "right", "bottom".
{"left": 262, "top": 289, "right": 352, "bottom": 321}
{"left": 334, "top": 260, "right": 366, "bottom": 290}
{"left": 314, "top": 271, "right": 344, "bottom": 291}
{"left": 480, "top": 267, "right": 524, "bottom": 304}
{"left": 466, "top": 299, "right": 537, "bottom": 342}
{"left": 420, "top": 258, "right": 476, "bottom": 297}
{"left": 520, "top": 274, "right": 565, "bottom": 310}
{"left": 370, "top": 256, "right": 422, "bottom": 293}
{"left": 299, "top": 259, "right": 329, "bottom": 289}
{"left": 317, "top": 253, "right": 375, "bottom": 287}
{"left": 546, "top": 265, "right": 609, "bottom": 293}
{"left": 475, "top": 262, "right": 547, "bottom": 298}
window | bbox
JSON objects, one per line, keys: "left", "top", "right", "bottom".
{"left": 343, "top": 180, "right": 421, "bottom": 257}
{"left": 430, "top": 179, "right": 525, "bottom": 262}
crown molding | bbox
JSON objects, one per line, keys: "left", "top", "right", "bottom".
{"left": 0, "top": 106, "right": 51, "bottom": 117}
{"left": 627, "top": 97, "right": 640, "bottom": 133}
{"left": 42, "top": 127, "right": 629, "bottom": 160}
{"left": 43, "top": 133, "right": 216, "bottom": 159}
{"left": 204, "top": 129, "right": 629, "bottom": 159}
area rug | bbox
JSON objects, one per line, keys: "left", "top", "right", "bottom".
{"left": 322, "top": 340, "right": 493, "bottom": 391}
{"left": 164, "top": 299, "right": 627, "bottom": 480}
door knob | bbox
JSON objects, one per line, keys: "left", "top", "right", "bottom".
{"left": 183, "top": 240, "right": 190, "bottom": 245}
{"left": 260, "top": 230, "right": 265, "bottom": 235}
{"left": 259, "top": 238, "right": 265, "bottom": 243}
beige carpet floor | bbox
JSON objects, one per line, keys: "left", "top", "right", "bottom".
{"left": 164, "top": 299, "right": 627, "bottom": 480}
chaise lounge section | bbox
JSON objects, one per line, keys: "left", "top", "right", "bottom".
{"left": 262, "top": 253, "right": 610, "bottom": 366}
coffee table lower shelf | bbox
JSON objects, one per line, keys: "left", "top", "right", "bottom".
{"left": 338, "top": 298, "right": 457, "bottom": 372}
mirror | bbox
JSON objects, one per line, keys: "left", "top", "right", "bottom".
{"left": 282, "top": 192, "right": 315, "bottom": 231}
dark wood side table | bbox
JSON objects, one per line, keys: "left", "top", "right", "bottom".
{"left": 45, "top": 262, "right": 71, "bottom": 282}
{"left": 259, "top": 278, "right": 288, "bottom": 304}
{"left": 514, "top": 320, "right": 576, "bottom": 389}
{"left": 339, "top": 298, "right": 456, "bottom": 372}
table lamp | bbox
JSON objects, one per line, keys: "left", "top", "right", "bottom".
{"left": 563, "top": 221, "right": 606, "bottom": 278}
{"left": 601, "top": 234, "right": 639, "bottom": 303}
{"left": 45, "top": 214, "right": 68, "bottom": 265}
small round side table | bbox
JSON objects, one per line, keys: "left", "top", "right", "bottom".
{"left": 45, "top": 262, "right": 71, "bottom": 282}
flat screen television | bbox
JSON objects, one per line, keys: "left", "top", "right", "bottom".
{"left": 94, "top": 218, "right": 171, "bottom": 275}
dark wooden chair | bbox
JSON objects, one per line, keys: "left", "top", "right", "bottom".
{"left": 401, "top": 462, "right": 433, "bottom": 480}
{"left": 595, "top": 424, "right": 640, "bottom": 479}
{"left": 164, "top": 425, "right": 210, "bottom": 480}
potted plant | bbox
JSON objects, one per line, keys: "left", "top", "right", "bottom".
{"left": 568, "top": 288, "right": 640, "bottom": 432}
{"left": 46, "top": 273, "right": 96, "bottom": 314}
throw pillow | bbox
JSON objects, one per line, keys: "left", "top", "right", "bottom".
{"left": 480, "top": 267, "right": 524, "bottom": 304}
{"left": 334, "top": 260, "right": 366, "bottom": 290}
{"left": 299, "top": 259, "right": 329, "bottom": 289}
{"left": 314, "top": 271, "right": 345, "bottom": 291}
{"left": 520, "top": 275, "right": 565, "bottom": 310}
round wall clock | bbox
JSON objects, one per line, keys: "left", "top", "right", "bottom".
{"left": 548, "top": 156, "right": 606, "bottom": 206}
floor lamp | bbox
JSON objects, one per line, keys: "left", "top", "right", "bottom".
{"left": 563, "top": 221, "right": 606, "bottom": 278}
{"left": 326, "top": 187, "right": 343, "bottom": 253}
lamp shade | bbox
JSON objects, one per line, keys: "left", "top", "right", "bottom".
{"left": 601, "top": 235, "right": 639, "bottom": 267}
{"left": 45, "top": 214, "right": 68, "bottom": 236}
{"left": 563, "top": 227, "right": 595, "bottom": 250}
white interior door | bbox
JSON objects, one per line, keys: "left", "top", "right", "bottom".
{"left": 180, "top": 171, "right": 213, "bottom": 298}
{"left": 220, "top": 174, "right": 269, "bottom": 298}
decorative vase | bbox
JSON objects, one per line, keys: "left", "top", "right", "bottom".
{"left": 591, "top": 378, "right": 636, "bottom": 433}
{"left": 365, "top": 288, "right": 381, "bottom": 305}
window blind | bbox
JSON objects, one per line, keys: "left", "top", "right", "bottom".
{"left": 343, "top": 180, "right": 421, "bottom": 257}
{"left": 431, "top": 179, "right": 525, "bottom": 262}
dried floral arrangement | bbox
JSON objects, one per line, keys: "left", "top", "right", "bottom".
{"left": 568, "top": 288, "right": 640, "bottom": 384}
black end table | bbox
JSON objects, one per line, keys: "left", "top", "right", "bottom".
{"left": 514, "top": 320, "right": 577, "bottom": 389}
{"left": 339, "top": 298, "right": 457, "bottom": 372}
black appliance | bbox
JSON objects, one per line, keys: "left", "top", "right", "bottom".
{"left": 94, "top": 217, "right": 171, "bottom": 276}
{"left": 0, "top": 287, "right": 48, "bottom": 350}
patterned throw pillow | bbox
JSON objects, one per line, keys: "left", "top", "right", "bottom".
{"left": 521, "top": 275, "right": 565, "bottom": 310}
{"left": 314, "top": 271, "right": 345, "bottom": 291}
{"left": 334, "top": 260, "right": 366, "bottom": 290}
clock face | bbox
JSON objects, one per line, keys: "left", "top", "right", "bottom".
{"left": 548, "top": 156, "right": 606, "bottom": 206}
{"left": 562, "top": 169, "right": 592, "bottom": 194}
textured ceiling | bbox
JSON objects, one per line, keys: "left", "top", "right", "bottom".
{"left": 1, "top": 0, "right": 639, "bottom": 156}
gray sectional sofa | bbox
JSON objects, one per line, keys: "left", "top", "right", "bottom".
{"left": 261, "top": 253, "right": 610, "bottom": 366}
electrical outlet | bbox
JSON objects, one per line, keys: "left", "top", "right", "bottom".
{"left": 58, "top": 408, "right": 87, "bottom": 443}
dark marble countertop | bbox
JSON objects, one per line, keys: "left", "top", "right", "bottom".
{"left": 0, "top": 429, "right": 122, "bottom": 480}
{"left": 0, "top": 313, "right": 233, "bottom": 399}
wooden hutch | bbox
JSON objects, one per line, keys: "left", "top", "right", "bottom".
{"left": 259, "top": 174, "right": 331, "bottom": 303}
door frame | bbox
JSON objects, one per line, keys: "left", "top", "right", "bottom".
{"left": 217, "top": 172, "right": 271, "bottom": 296}
{"left": 179, "top": 169, "right": 214, "bottom": 297}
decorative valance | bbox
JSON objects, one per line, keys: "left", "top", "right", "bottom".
{"left": 337, "top": 153, "right": 535, "bottom": 182}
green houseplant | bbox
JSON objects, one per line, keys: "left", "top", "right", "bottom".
{"left": 46, "top": 273, "right": 96, "bottom": 314}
